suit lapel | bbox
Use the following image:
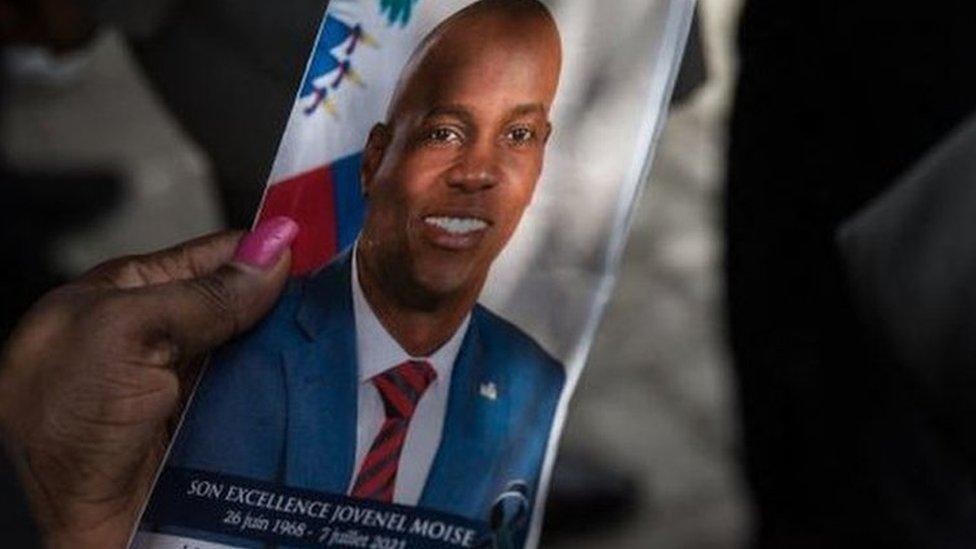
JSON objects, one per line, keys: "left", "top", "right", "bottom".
{"left": 420, "top": 314, "right": 511, "bottom": 521}
{"left": 283, "top": 251, "right": 357, "bottom": 494}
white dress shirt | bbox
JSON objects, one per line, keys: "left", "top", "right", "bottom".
{"left": 348, "top": 249, "right": 470, "bottom": 506}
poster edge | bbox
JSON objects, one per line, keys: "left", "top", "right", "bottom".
{"left": 523, "top": 1, "right": 698, "bottom": 547}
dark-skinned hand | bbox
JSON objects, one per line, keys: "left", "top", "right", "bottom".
{"left": 0, "top": 217, "right": 298, "bottom": 547}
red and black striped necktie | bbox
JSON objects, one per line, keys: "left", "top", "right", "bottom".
{"left": 350, "top": 360, "right": 437, "bottom": 503}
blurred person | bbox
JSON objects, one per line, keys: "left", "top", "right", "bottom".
{"left": 839, "top": 111, "right": 976, "bottom": 480}
{"left": 0, "top": 0, "right": 119, "bottom": 337}
{"left": 727, "top": 2, "right": 976, "bottom": 547}
{"left": 0, "top": 217, "right": 298, "bottom": 547}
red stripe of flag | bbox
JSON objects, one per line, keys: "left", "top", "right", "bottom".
{"left": 258, "top": 166, "right": 338, "bottom": 275}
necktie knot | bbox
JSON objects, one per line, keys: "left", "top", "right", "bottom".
{"left": 373, "top": 360, "right": 436, "bottom": 419}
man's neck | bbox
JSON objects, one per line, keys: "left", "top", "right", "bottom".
{"left": 355, "top": 250, "right": 480, "bottom": 357}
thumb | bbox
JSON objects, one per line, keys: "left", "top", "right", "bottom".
{"left": 144, "top": 217, "right": 299, "bottom": 357}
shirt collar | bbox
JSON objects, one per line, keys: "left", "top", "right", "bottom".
{"left": 351, "top": 242, "right": 470, "bottom": 384}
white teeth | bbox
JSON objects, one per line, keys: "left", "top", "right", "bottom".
{"left": 424, "top": 216, "right": 489, "bottom": 235}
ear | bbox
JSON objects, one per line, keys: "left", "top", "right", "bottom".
{"left": 361, "top": 123, "right": 391, "bottom": 198}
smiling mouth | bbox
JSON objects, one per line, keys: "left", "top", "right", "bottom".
{"left": 423, "top": 216, "right": 490, "bottom": 235}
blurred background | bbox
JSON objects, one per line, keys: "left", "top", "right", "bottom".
{"left": 11, "top": 1, "right": 976, "bottom": 548}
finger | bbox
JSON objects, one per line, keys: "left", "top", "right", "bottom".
{"left": 144, "top": 217, "right": 299, "bottom": 358}
{"left": 81, "top": 231, "right": 245, "bottom": 290}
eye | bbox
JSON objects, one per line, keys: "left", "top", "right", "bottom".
{"left": 506, "top": 126, "right": 536, "bottom": 146}
{"left": 424, "top": 127, "right": 463, "bottom": 146}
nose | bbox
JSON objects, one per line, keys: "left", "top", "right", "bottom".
{"left": 447, "top": 141, "right": 500, "bottom": 193}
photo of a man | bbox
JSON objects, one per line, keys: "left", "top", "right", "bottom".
{"left": 166, "top": 0, "right": 565, "bottom": 538}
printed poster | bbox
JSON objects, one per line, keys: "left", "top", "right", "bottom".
{"left": 132, "top": 1, "right": 694, "bottom": 547}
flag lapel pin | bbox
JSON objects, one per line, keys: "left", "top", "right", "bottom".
{"left": 479, "top": 382, "right": 498, "bottom": 401}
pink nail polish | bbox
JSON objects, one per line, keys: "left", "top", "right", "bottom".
{"left": 233, "top": 216, "right": 299, "bottom": 269}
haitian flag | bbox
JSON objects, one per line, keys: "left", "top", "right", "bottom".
{"left": 257, "top": 0, "right": 477, "bottom": 275}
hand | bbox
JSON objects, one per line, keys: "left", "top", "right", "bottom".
{"left": 0, "top": 217, "right": 298, "bottom": 548}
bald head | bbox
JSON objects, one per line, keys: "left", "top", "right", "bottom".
{"left": 386, "top": 0, "right": 562, "bottom": 123}
{"left": 357, "top": 0, "right": 563, "bottom": 334}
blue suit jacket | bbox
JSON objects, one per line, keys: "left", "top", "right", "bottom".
{"left": 167, "top": 249, "right": 565, "bottom": 541}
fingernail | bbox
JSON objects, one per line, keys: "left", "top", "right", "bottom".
{"left": 233, "top": 216, "right": 299, "bottom": 269}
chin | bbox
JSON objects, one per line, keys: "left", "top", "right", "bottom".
{"left": 411, "top": 262, "right": 481, "bottom": 302}
{"left": 414, "top": 272, "right": 469, "bottom": 298}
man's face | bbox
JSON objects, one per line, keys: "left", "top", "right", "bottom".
{"left": 360, "top": 22, "right": 560, "bottom": 306}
